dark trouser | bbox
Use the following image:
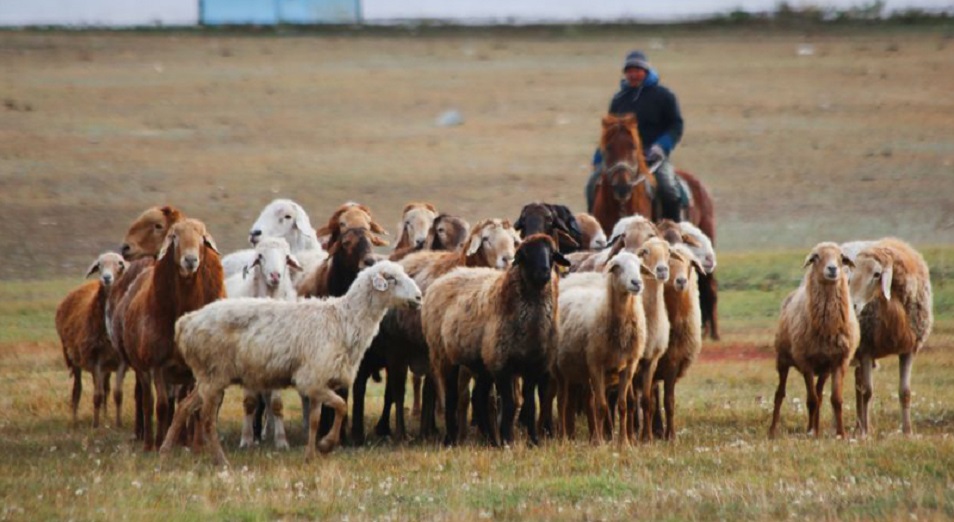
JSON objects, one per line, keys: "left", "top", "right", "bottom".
{"left": 585, "top": 159, "right": 682, "bottom": 222}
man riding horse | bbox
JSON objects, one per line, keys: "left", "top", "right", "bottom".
{"left": 586, "top": 50, "right": 684, "bottom": 222}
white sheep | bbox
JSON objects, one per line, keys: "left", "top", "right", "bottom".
{"left": 160, "top": 261, "right": 422, "bottom": 466}
{"left": 847, "top": 237, "right": 933, "bottom": 436}
{"left": 769, "top": 242, "right": 860, "bottom": 439}
{"left": 223, "top": 236, "right": 303, "bottom": 450}
{"left": 221, "top": 199, "right": 325, "bottom": 278}
{"left": 552, "top": 251, "right": 649, "bottom": 445}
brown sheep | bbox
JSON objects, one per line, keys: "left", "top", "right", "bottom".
{"left": 653, "top": 243, "right": 704, "bottom": 441}
{"left": 568, "top": 215, "right": 659, "bottom": 273}
{"left": 769, "top": 242, "right": 859, "bottom": 439}
{"left": 574, "top": 212, "right": 608, "bottom": 250}
{"left": 423, "top": 234, "right": 569, "bottom": 446}
{"left": 848, "top": 238, "right": 933, "bottom": 436}
{"left": 351, "top": 218, "right": 520, "bottom": 444}
{"left": 119, "top": 218, "right": 225, "bottom": 450}
{"left": 315, "top": 202, "right": 389, "bottom": 248}
{"left": 56, "top": 253, "right": 127, "bottom": 428}
{"left": 107, "top": 205, "right": 184, "bottom": 435}
{"left": 393, "top": 202, "right": 438, "bottom": 251}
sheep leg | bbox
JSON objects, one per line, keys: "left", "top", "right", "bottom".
{"left": 441, "top": 365, "right": 462, "bottom": 446}
{"left": 495, "top": 370, "right": 518, "bottom": 446}
{"left": 70, "top": 367, "right": 82, "bottom": 428}
{"left": 802, "top": 370, "right": 819, "bottom": 437}
{"left": 899, "top": 353, "right": 914, "bottom": 435}
{"left": 92, "top": 364, "right": 106, "bottom": 428}
{"left": 153, "top": 370, "right": 173, "bottom": 449}
{"left": 855, "top": 356, "right": 874, "bottom": 437}
{"left": 473, "top": 373, "right": 496, "bottom": 446}
{"left": 134, "top": 372, "right": 144, "bottom": 440}
{"left": 350, "top": 364, "right": 372, "bottom": 444}
{"left": 708, "top": 275, "right": 720, "bottom": 341}
{"left": 389, "top": 361, "right": 410, "bottom": 442}
{"left": 113, "top": 362, "right": 126, "bottom": 429}
{"left": 651, "top": 382, "right": 665, "bottom": 439}
{"left": 252, "top": 393, "right": 266, "bottom": 443}
{"left": 374, "top": 385, "right": 394, "bottom": 438}
{"left": 203, "top": 390, "right": 228, "bottom": 467}
{"left": 269, "top": 391, "right": 289, "bottom": 450}
{"left": 457, "top": 368, "right": 472, "bottom": 432}
{"left": 240, "top": 390, "right": 258, "bottom": 449}
{"left": 420, "top": 375, "right": 438, "bottom": 440}
{"left": 627, "top": 383, "right": 638, "bottom": 445}
{"left": 617, "top": 363, "right": 637, "bottom": 446}
{"left": 300, "top": 394, "right": 310, "bottom": 439}
{"left": 584, "top": 385, "right": 598, "bottom": 443}
{"left": 639, "top": 360, "right": 659, "bottom": 443}
{"left": 522, "top": 374, "right": 540, "bottom": 446}
{"left": 537, "top": 374, "right": 556, "bottom": 439}
{"left": 663, "top": 376, "right": 677, "bottom": 441}
{"left": 556, "top": 376, "right": 569, "bottom": 439}
{"left": 589, "top": 370, "right": 609, "bottom": 445}
{"left": 831, "top": 366, "right": 846, "bottom": 438}
{"left": 316, "top": 390, "right": 348, "bottom": 455}
{"left": 814, "top": 371, "right": 829, "bottom": 437}
{"left": 769, "top": 364, "right": 790, "bottom": 439}
{"left": 159, "top": 386, "right": 201, "bottom": 457}
{"left": 411, "top": 374, "right": 423, "bottom": 417}
{"left": 140, "top": 371, "right": 156, "bottom": 451}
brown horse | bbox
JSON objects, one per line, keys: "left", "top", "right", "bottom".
{"left": 592, "top": 114, "right": 656, "bottom": 237}
{"left": 592, "top": 113, "right": 720, "bottom": 339}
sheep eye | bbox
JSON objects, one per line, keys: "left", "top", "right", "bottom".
{"left": 154, "top": 223, "right": 163, "bottom": 230}
{"left": 873, "top": 272, "right": 881, "bottom": 279}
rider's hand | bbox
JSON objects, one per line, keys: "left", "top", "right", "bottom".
{"left": 646, "top": 144, "right": 666, "bottom": 165}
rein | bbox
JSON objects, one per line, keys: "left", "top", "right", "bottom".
{"left": 603, "top": 161, "right": 648, "bottom": 217}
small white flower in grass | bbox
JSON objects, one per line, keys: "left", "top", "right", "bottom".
{"left": 93, "top": 476, "right": 102, "bottom": 485}
{"left": 478, "top": 511, "right": 492, "bottom": 519}
{"left": 75, "top": 488, "right": 85, "bottom": 496}
{"left": 49, "top": 445, "right": 57, "bottom": 453}
{"left": 131, "top": 480, "right": 142, "bottom": 489}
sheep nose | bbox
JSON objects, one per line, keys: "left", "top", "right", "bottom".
{"left": 500, "top": 256, "right": 513, "bottom": 267}
{"left": 630, "top": 279, "right": 642, "bottom": 291}
{"left": 102, "top": 274, "right": 113, "bottom": 285}
{"left": 183, "top": 255, "right": 199, "bottom": 272}
{"left": 269, "top": 272, "right": 281, "bottom": 284}
{"left": 826, "top": 265, "right": 838, "bottom": 279}
{"left": 415, "top": 238, "right": 425, "bottom": 248}
{"left": 656, "top": 266, "right": 669, "bottom": 280}
{"left": 249, "top": 230, "right": 262, "bottom": 244}
{"left": 676, "top": 276, "right": 688, "bottom": 288}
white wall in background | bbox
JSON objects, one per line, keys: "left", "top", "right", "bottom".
{"left": 362, "top": 0, "right": 954, "bottom": 24}
{"left": 0, "top": 0, "right": 198, "bottom": 26}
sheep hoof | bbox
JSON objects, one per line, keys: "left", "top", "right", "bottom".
{"left": 317, "top": 438, "right": 336, "bottom": 455}
{"left": 275, "top": 439, "right": 290, "bottom": 451}
{"left": 239, "top": 439, "right": 254, "bottom": 449}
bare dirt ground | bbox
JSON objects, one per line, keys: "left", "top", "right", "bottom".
{"left": 1, "top": 27, "right": 953, "bottom": 280}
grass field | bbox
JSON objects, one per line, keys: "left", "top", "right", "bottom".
{"left": 1, "top": 25, "right": 953, "bottom": 520}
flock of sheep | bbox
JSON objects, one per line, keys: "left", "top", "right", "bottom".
{"left": 55, "top": 198, "right": 933, "bottom": 466}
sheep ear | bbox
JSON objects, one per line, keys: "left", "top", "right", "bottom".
{"left": 372, "top": 273, "right": 389, "bottom": 292}
{"left": 85, "top": 260, "right": 101, "bottom": 278}
{"left": 157, "top": 234, "right": 174, "bottom": 260}
{"left": 802, "top": 253, "right": 818, "bottom": 268}
{"left": 371, "top": 235, "right": 390, "bottom": 247}
{"left": 425, "top": 203, "right": 437, "bottom": 213}
{"left": 601, "top": 115, "right": 615, "bottom": 128}
{"left": 681, "top": 233, "right": 702, "bottom": 248}
{"left": 670, "top": 249, "right": 687, "bottom": 264}
{"left": 604, "top": 258, "right": 620, "bottom": 274}
{"left": 286, "top": 254, "right": 303, "bottom": 272}
{"left": 242, "top": 264, "right": 251, "bottom": 280}
{"left": 314, "top": 225, "right": 332, "bottom": 238}
{"left": 841, "top": 254, "right": 855, "bottom": 269}
{"left": 640, "top": 263, "right": 654, "bottom": 277}
{"left": 203, "top": 235, "right": 220, "bottom": 254}
{"left": 556, "top": 229, "right": 580, "bottom": 249}
{"left": 637, "top": 247, "right": 649, "bottom": 259}
{"left": 292, "top": 203, "right": 314, "bottom": 234}
{"left": 513, "top": 215, "right": 525, "bottom": 233}
{"left": 553, "top": 250, "right": 571, "bottom": 268}
{"left": 690, "top": 258, "right": 705, "bottom": 276}
{"left": 465, "top": 234, "right": 482, "bottom": 256}
{"left": 369, "top": 221, "right": 389, "bottom": 236}
{"left": 881, "top": 265, "right": 893, "bottom": 301}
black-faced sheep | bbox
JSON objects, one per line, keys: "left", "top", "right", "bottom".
{"left": 769, "top": 242, "right": 859, "bottom": 439}
{"left": 847, "top": 238, "right": 932, "bottom": 436}
{"left": 160, "top": 261, "right": 422, "bottom": 466}
{"left": 423, "top": 234, "right": 569, "bottom": 446}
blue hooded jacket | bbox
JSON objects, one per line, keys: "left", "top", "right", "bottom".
{"left": 593, "top": 68, "right": 684, "bottom": 166}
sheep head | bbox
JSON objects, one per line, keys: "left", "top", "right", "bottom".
{"left": 366, "top": 261, "right": 423, "bottom": 310}
{"left": 398, "top": 202, "right": 438, "bottom": 249}
{"left": 85, "top": 252, "right": 127, "bottom": 288}
{"left": 120, "top": 205, "right": 183, "bottom": 261}
{"left": 317, "top": 203, "right": 389, "bottom": 248}
{"left": 248, "top": 199, "right": 314, "bottom": 247}
{"left": 636, "top": 237, "right": 672, "bottom": 282}
{"left": 575, "top": 213, "right": 607, "bottom": 250}
{"left": 513, "top": 234, "right": 570, "bottom": 287}
{"left": 848, "top": 247, "right": 893, "bottom": 313}
{"left": 158, "top": 219, "right": 218, "bottom": 277}
{"left": 605, "top": 251, "right": 648, "bottom": 294}
{"left": 802, "top": 242, "right": 853, "bottom": 286}
{"left": 667, "top": 244, "right": 704, "bottom": 293}
{"left": 514, "top": 203, "right": 581, "bottom": 252}
{"left": 465, "top": 219, "right": 521, "bottom": 269}
{"left": 426, "top": 214, "right": 470, "bottom": 251}
{"left": 248, "top": 237, "right": 301, "bottom": 288}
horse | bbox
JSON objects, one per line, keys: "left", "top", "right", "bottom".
{"left": 591, "top": 113, "right": 720, "bottom": 339}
